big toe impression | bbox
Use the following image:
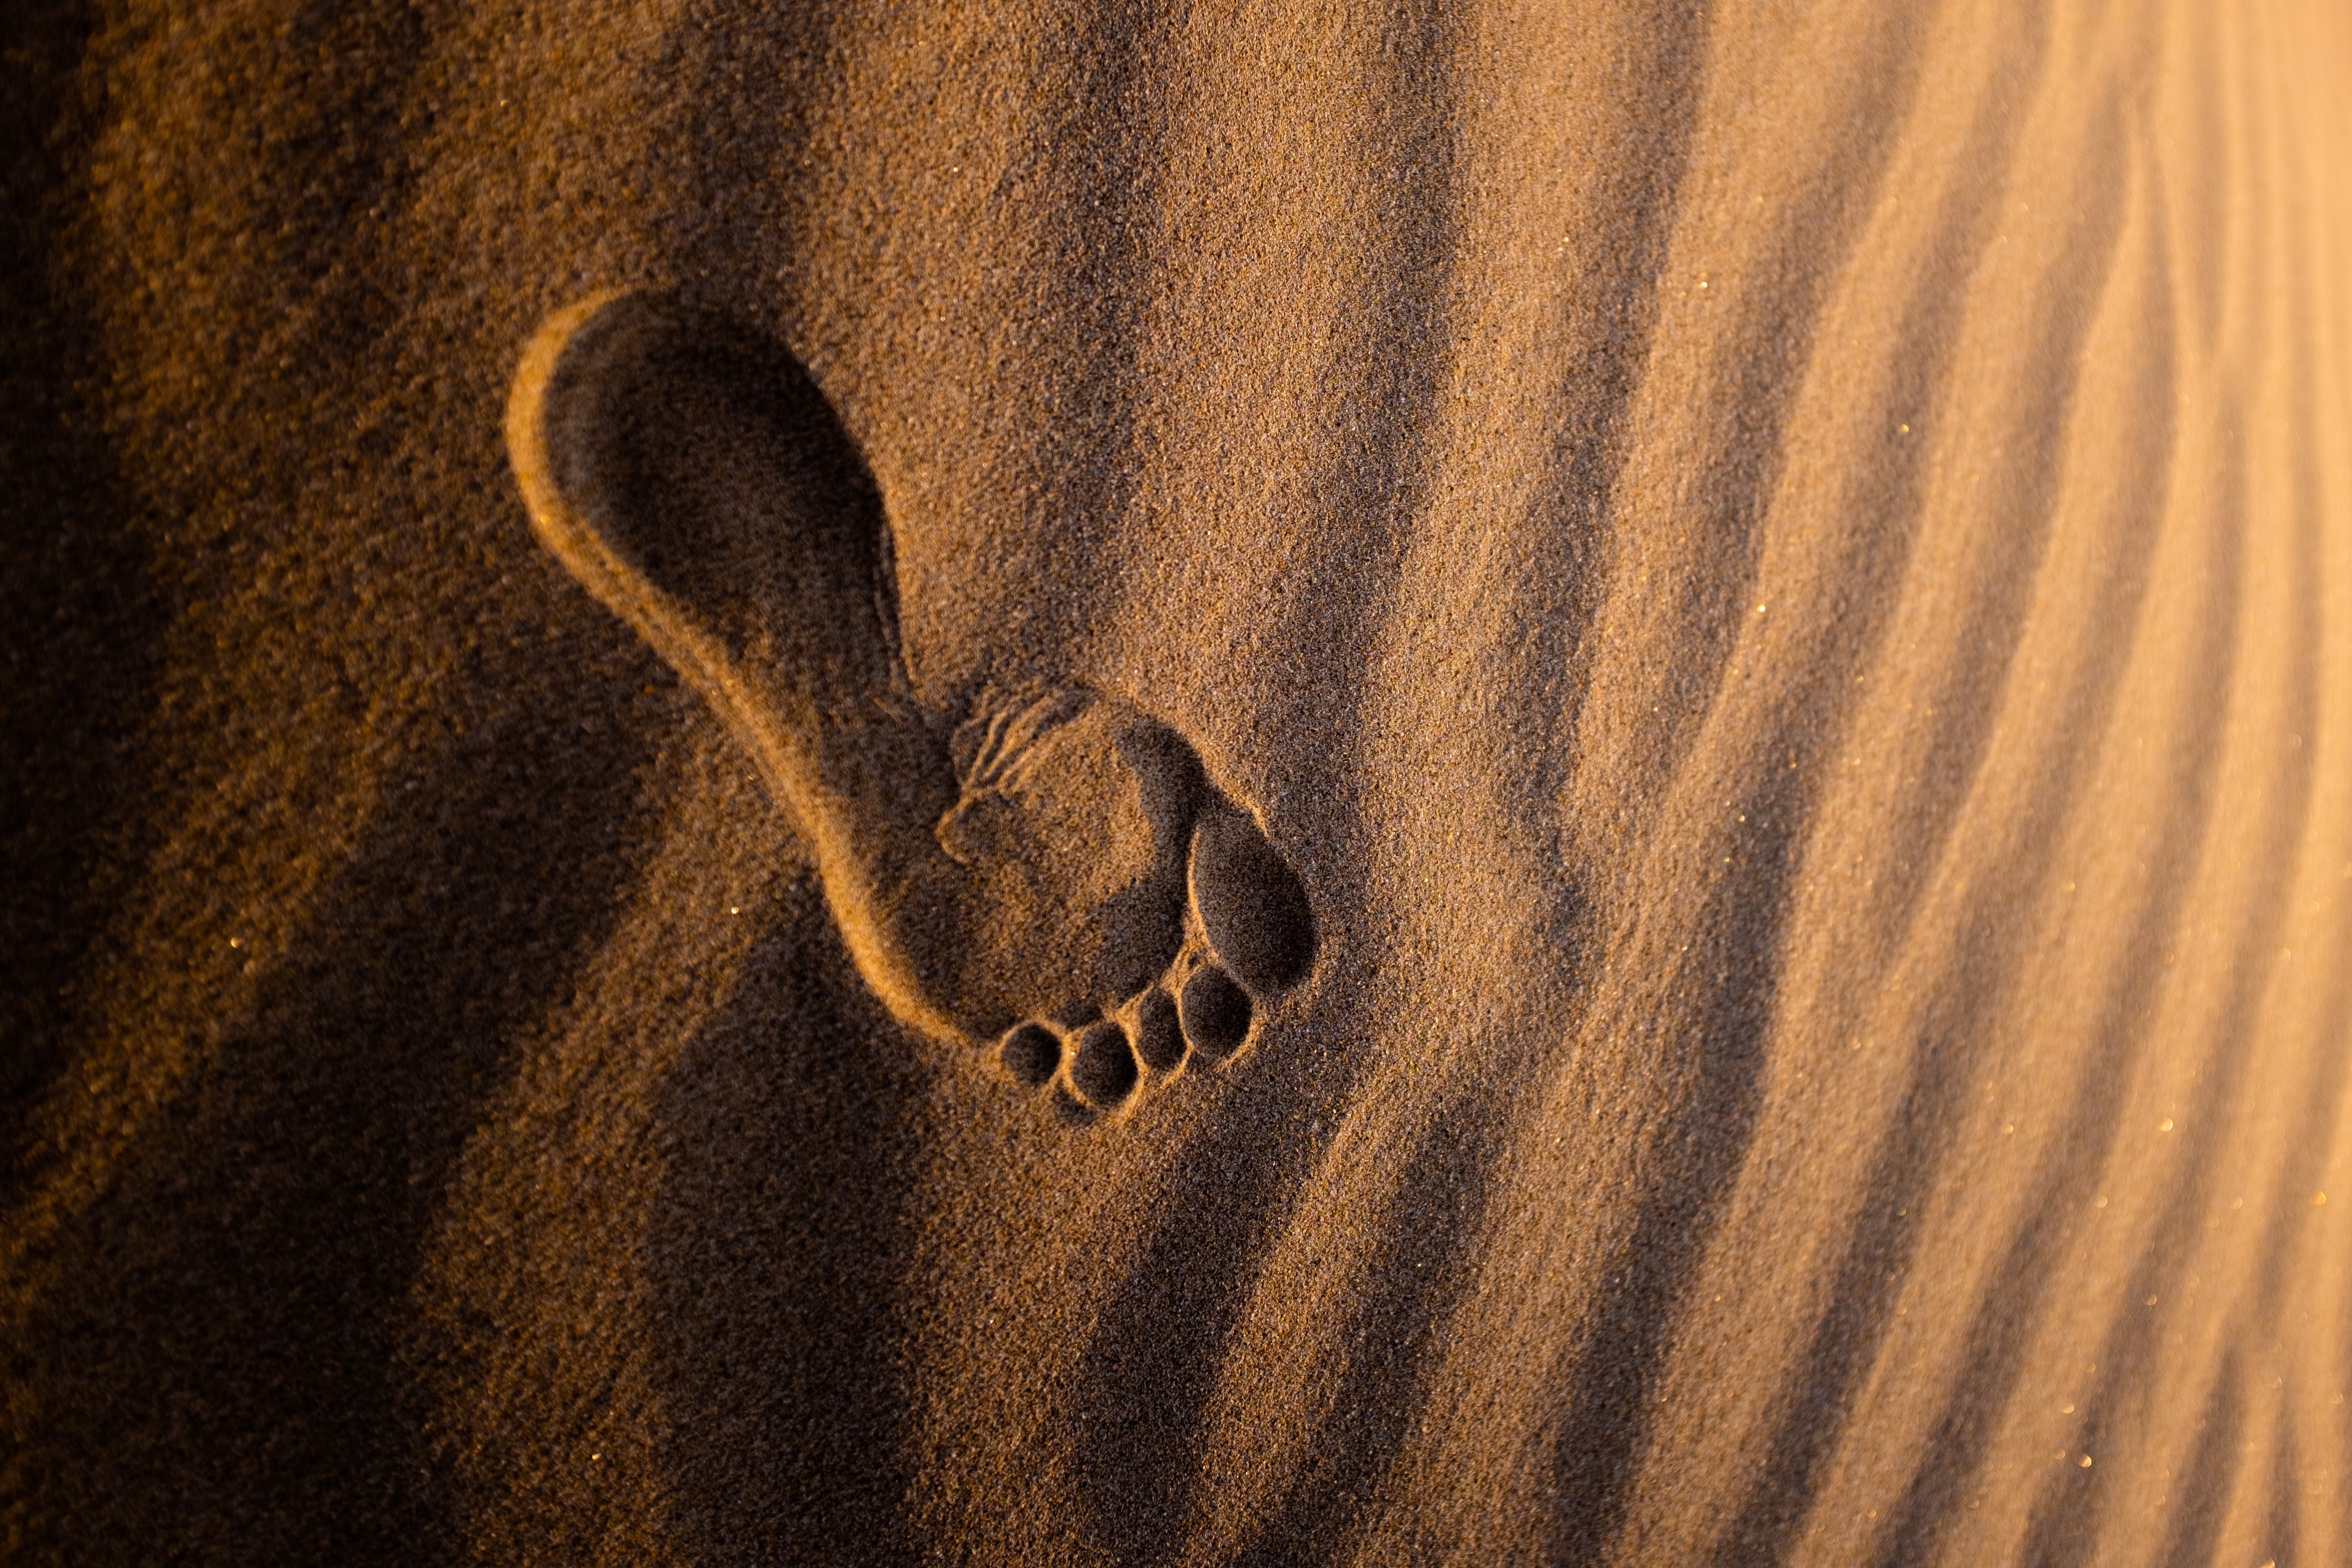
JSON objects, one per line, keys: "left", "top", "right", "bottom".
{"left": 1188, "top": 801, "right": 1315, "bottom": 997}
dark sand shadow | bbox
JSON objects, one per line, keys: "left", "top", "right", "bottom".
{"left": 0, "top": 0, "right": 165, "bottom": 1200}
{"left": 642, "top": 871, "right": 926, "bottom": 1566}
{"left": 7, "top": 649, "right": 662, "bottom": 1563}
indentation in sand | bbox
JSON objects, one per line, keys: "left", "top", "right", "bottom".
{"left": 508, "top": 291, "right": 1317, "bottom": 1120}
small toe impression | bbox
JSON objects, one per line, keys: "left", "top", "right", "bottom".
{"left": 1001, "top": 1022, "right": 1062, "bottom": 1090}
{"left": 1068, "top": 1019, "right": 1140, "bottom": 1109}
{"left": 1133, "top": 988, "right": 1186, "bottom": 1073}
{"left": 1178, "top": 965, "right": 1252, "bottom": 1061}
{"left": 1189, "top": 803, "right": 1315, "bottom": 997}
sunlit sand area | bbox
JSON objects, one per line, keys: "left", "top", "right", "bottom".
{"left": 5, "top": 2, "right": 2350, "bottom": 1562}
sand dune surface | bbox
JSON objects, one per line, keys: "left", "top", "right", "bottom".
{"left": 5, "top": 1, "right": 2352, "bottom": 1562}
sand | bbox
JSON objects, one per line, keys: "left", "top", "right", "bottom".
{"left": 5, "top": 0, "right": 2351, "bottom": 1561}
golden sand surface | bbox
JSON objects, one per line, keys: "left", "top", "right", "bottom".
{"left": 5, "top": 1, "right": 2351, "bottom": 1561}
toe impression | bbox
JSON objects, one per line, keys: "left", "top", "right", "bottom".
{"left": 1068, "top": 1020, "right": 1140, "bottom": 1109}
{"left": 1000, "top": 1022, "right": 1062, "bottom": 1090}
{"left": 1188, "top": 802, "right": 1315, "bottom": 997}
{"left": 1178, "top": 966, "right": 1252, "bottom": 1061}
{"left": 1133, "top": 988, "right": 1186, "bottom": 1073}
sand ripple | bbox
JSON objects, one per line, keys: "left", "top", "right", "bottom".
{"left": 5, "top": 1, "right": 2349, "bottom": 1562}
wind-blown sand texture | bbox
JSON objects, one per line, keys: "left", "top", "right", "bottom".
{"left": 5, "top": 0, "right": 2352, "bottom": 1562}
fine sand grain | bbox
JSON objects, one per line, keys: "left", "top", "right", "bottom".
{"left": 5, "top": 1, "right": 2351, "bottom": 1563}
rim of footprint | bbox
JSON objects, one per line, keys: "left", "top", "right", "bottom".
{"left": 505, "top": 290, "right": 1317, "bottom": 1121}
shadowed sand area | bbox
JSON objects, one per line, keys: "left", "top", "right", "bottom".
{"left": 5, "top": 0, "right": 2352, "bottom": 1562}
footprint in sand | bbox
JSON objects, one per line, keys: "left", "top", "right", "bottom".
{"left": 504, "top": 292, "right": 1315, "bottom": 1118}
